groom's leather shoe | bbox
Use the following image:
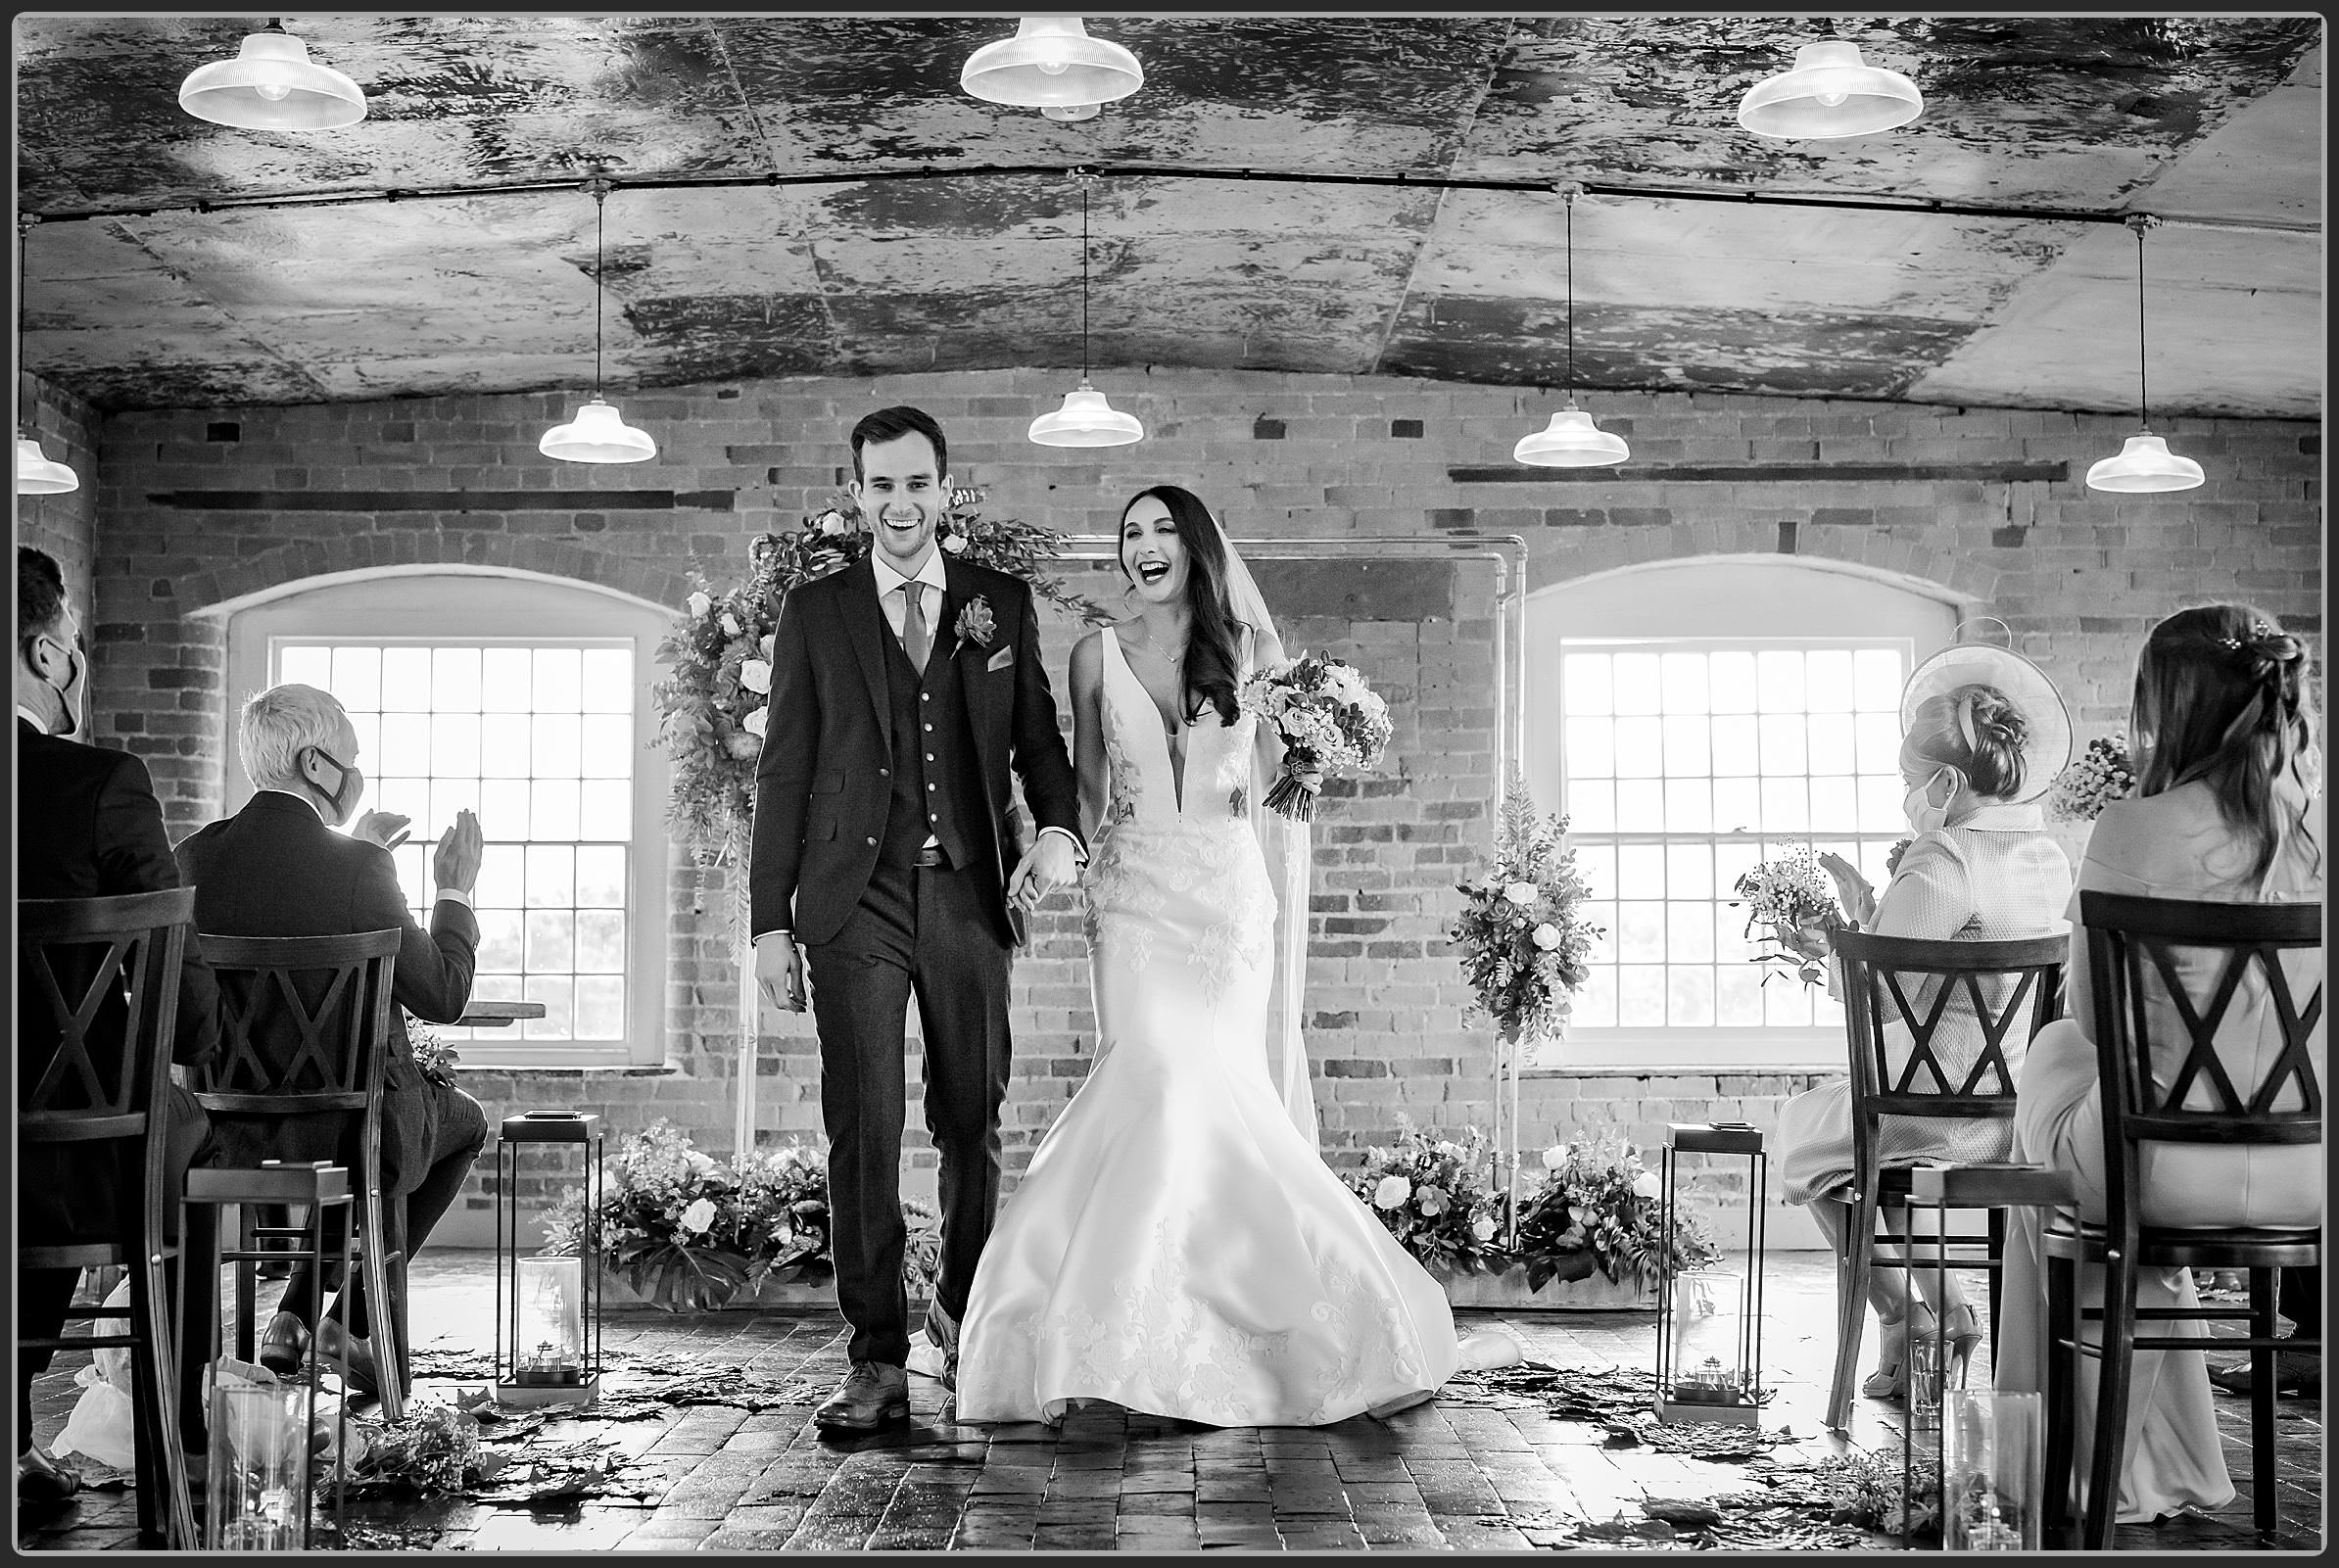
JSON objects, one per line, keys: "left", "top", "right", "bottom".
{"left": 814, "top": 1361, "right": 910, "bottom": 1434}
{"left": 926, "top": 1302, "right": 962, "bottom": 1392}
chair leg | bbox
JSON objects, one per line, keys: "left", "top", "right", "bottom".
{"left": 136, "top": 1243, "right": 197, "bottom": 1549}
{"left": 2042, "top": 1252, "right": 2077, "bottom": 1546}
{"left": 126, "top": 1264, "right": 163, "bottom": 1547}
{"left": 2249, "top": 1266, "right": 2281, "bottom": 1539}
{"left": 1986, "top": 1208, "right": 2007, "bottom": 1365}
{"left": 1826, "top": 1193, "right": 1880, "bottom": 1432}
{"left": 355, "top": 1186, "right": 405, "bottom": 1425}
{"left": 2083, "top": 1255, "right": 2138, "bottom": 1549}
{"left": 232, "top": 1205, "right": 258, "bottom": 1366}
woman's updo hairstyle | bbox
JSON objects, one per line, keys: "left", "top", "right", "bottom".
{"left": 1905, "top": 684, "right": 2030, "bottom": 802}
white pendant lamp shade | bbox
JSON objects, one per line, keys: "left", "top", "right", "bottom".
{"left": 539, "top": 398, "right": 656, "bottom": 464}
{"left": 2084, "top": 433, "right": 2203, "bottom": 494}
{"left": 1738, "top": 40, "right": 1922, "bottom": 140}
{"left": 15, "top": 434, "right": 80, "bottom": 495}
{"left": 962, "top": 18, "right": 1143, "bottom": 109}
{"left": 1513, "top": 404, "right": 1629, "bottom": 468}
{"left": 178, "top": 29, "right": 366, "bottom": 130}
{"left": 1027, "top": 379, "right": 1143, "bottom": 447}
{"left": 1042, "top": 103, "right": 1101, "bottom": 122}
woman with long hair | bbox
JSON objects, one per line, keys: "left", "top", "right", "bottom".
{"left": 1996, "top": 604, "right": 2324, "bottom": 1523}
{"left": 1778, "top": 646, "right": 2074, "bottom": 1403}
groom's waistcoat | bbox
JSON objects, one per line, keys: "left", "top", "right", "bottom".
{"left": 879, "top": 619, "right": 987, "bottom": 875}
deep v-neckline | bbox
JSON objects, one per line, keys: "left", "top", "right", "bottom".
{"left": 1109, "top": 627, "right": 1187, "bottom": 813}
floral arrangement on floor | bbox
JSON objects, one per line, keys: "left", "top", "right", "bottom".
{"left": 1731, "top": 844, "right": 1845, "bottom": 989}
{"left": 651, "top": 487, "right": 1101, "bottom": 856}
{"left": 2047, "top": 732, "right": 2136, "bottom": 823}
{"left": 1449, "top": 776, "right": 1602, "bottom": 1058}
{"left": 1345, "top": 1119, "right": 1505, "bottom": 1277}
{"left": 1237, "top": 653, "right": 1395, "bottom": 821}
{"left": 1507, "top": 1137, "right": 1720, "bottom": 1295}
{"left": 540, "top": 1121, "right": 939, "bottom": 1313}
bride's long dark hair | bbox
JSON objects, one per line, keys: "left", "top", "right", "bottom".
{"left": 1121, "top": 484, "right": 1244, "bottom": 728}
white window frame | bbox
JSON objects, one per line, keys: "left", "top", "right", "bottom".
{"left": 1527, "top": 557, "right": 1961, "bottom": 1071}
{"left": 223, "top": 570, "right": 673, "bottom": 1069}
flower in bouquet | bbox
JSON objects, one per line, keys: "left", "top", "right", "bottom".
{"left": 2047, "top": 732, "right": 2136, "bottom": 823}
{"left": 1507, "top": 1137, "right": 1719, "bottom": 1294}
{"left": 1344, "top": 1118, "right": 1503, "bottom": 1276}
{"left": 405, "top": 1014, "right": 459, "bottom": 1087}
{"left": 1730, "top": 844, "right": 1844, "bottom": 989}
{"left": 1449, "top": 775, "right": 1602, "bottom": 1056}
{"left": 1237, "top": 653, "right": 1393, "bottom": 822}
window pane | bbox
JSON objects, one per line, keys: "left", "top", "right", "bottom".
{"left": 1612, "top": 653, "right": 1662, "bottom": 715}
{"left": 1715, "top": 964, "right": 1766, "bottom": 1026}
{"left": 373, "top": 778, "right": 429, "bottom": 825}
{"left": 576, "top": 911, "right": 626, "bottom": 973}
{"left": 1563, "top": 717, "right": 1614, "bottom": 780}
{"left": 477, "top": 910, "right": 524, "bottom": 972}
{"left": 576, "top": 846, "right": 626, "bottom": 908}
{"left": 1758, "top": 713, "right": 1807, "bottom": 774}
{"left": 581, "top": 715, "right": 633, "bottom": 779}
{"left": 1765, "top": 978, "right": 1817, "bottom": 1028}
{"left": 1666, "top": 843, "right": 1713, "bottom": 900}
{"left": 1565, "top": 653, "right": 1613, "bottom": 717}
{"left": 430, "top": 778, "right": 481, "bottom": 828}
{"left": 1760, "top": 776, "right": 1808, "bottom": 833}
{"left": 1710, "top": 716, "right": 1759, "bottom": 776}
{"left": 476, "top": 844, "right": 524, "bottom": 908}
{"left": 1667, "top": 903, "right": 1714, "bottom": 964}
{"left": 525, "top": 844, "right": 574, "bottom": 909}
{"left": 1855, "top": 711, "right": 1903, "bottom": 773}
{"left": 1853, "top": 648, "right": 1904, "bottom": 709}
{"left": 431, "top": 712, "right": 481, "bottom": 778}
{"left": 1810, "top": 777, "right": 1860, "bottom": 832}
{"left": 280, "top": 643, "right": 332, "bottom": 689}
{"left": 533, "top": 648, "right": 583, "bottom": 712}
{"left": 1807, "top": 713, "right": 1856, "bottom": 775}
{"left": 1661, "top": 714, "right": 1710, "bottom": 777}
{"left": 482, "top": 719, "right": 532, "bottom": 779}
{"left": 480, "top": 781, "right": 531, "bottom": 837}
{"left": 1708, "top": 651, "right": 1758, "bottom": 714}
{"left": 328, "top": 645, "right": 379, "bottom": 710}
{"left": 1616, "top": 782, "right": 1665, "bottom": 832}
{"left": 531, "top": 779, "right": 580, "bottom": 841}
{"left": 1659, "top": 652, "right": 1709, "bottom": 715}
{"left": 1804, "top": 649, "right": 1855, "bottom": 712}
{"left": 1753, "top": 649, "right": 1805, "bottom": 712}
{"left": 431, "top": 646, "right": 482, "bottom": 712}
{"left": 1613, "top": 717, "right": 1663, "bottom": 779}
{"left": 582, "top": 649, "right": 634, "bottom": 712}
{"left": 581, "top": 781, "right": 631, "bottom": 841}
{"left": 1668, "top": 965, "right": 1715, "bottom": 1026}
{"left": 532, "top": 714, "right": 581, "bottom": 778}
{"left": 523, "top": 979, "right": 574, "bottom": 1041}
{"left": 1713, "top": 778, "right": 1762, "bottom": 835}
{"left": 1617, "top": 844, "right": 1666, "bottom": 899}
{"left": 482, "top": 648, "right": 533, "bottom": 713}
{"left": 381, "top": 647, "right": 432, "bottom": 711}
{"left": 380, "top": 713, "right": 430, "bottom": 766}
{"left": 1573, "top": 965, "right": 1617, "bottom": 1029}
{"left": 1663, "top": 778, "right": 1711, "bottom": 833}
{"left": 525, "top": 910, "right": 575, "bottom": 972}
{"left": 1860, "top": 774, "right": 1907, "bottom": 832}
{"left": 1617, "top": 965, "right": 1665, "bottom": 1026}
{"left": 1618, "top": 901, "right": 1665, "bottom": 962}
{"left": 1567, "top": 781, "right": 1614, "bottom": 833}
{"left": 574, "top": 976, "right": 626, "bottom": 1038}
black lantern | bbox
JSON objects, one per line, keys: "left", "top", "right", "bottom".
{"left": 1654, "top": 1121, "right": 1767, "bottom": 1424}
{"left": 494, "top": 1111, "right": 604, "bottom": 1406}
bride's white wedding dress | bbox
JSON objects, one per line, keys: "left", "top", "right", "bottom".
{"left": 953, "top": 628, "right": 1461, "bottom": 1426}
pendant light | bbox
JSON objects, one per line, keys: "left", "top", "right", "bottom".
{"left": 962, "top": 18, "right": 1142, "bottom": 112}
{"left": 1029, "top": 171, "right": 1142, "bottom": 449}
{"left": 1513, "top": 185, "right": 1628, "bottom": 468}
{"left": 178, "top": 18, "right": 366, "bottom": 130}
{"left": 15, "top": 214, "right": 78, "bottom": 497}
{"left": 540, "top": 178, "right": 657, "bottom": 465}
{"left": 2086, "top": 214, "right": 2204, "bottom": 494}
{"left": 1738, "top": 37, "right": 1922, "bottom": 140}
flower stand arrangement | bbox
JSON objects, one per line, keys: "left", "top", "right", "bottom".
{"left": 541, "top": 1122, "right": 938, "bottom": 1313}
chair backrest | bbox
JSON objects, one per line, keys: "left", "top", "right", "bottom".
{"left": 18, "top": 887, "right": 195, "bottom": 1147}
{"left": 1832, "top": 927, "right": 2068, "bottom": 1177}
{"left": 2079, "top": 891, "right": 2323, "bottom": 1157}
{"left": 194, "top": 929, "right": 401, "bottom": 1120}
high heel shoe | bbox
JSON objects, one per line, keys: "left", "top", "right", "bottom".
{"left": 1942, "top": 1302, "right": 1983, "bottom": 1390}
{"left": 1861, "top": 1302, "right": 1939, "bottom": 1401}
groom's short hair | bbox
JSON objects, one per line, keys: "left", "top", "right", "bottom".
{"left": 849, "top": 405, "right": 947, "bottom": 486}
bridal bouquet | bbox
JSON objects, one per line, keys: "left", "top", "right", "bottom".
{"left": 1237, "top": 653, "right": 1394, "bottom": 822}
{"left": 652, "top": 488, "right": 1098, "bottom": 855}
{"left": 1449, "top": 777, "right": 1601, "bottom": 1057}
{"left": 2047, "top": 733, "right": 2136, "bottom": 822}
{"left": 1731, "top": 844, "right": 1844, "bottom": 989}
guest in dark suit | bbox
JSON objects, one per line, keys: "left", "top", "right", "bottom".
{"left": 14, "top": 546, "right": 219, "bottom": 1502}
{"left": 749, "top": 405, "right": 1083, "bottom": 1432}
{"left": 174, "top": 681, "right": 487, "bottom": 1400}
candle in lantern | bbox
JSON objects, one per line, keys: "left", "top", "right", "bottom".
{"left": 513, "top": 1256, "right": 584, "bottom": 1387}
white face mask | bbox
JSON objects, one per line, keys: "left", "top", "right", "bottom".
{"left": 1903, "top": 767, "right": 1957, "bottom": 833}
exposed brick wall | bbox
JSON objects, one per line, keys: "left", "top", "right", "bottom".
{"left": 16, "top": 372, "right": 100, "bottom": 636}
{"left": 83, "top": 368, "right": 2319, "bottom": 1245}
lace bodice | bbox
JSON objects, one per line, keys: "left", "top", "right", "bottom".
{"left": 1097, "top": 627, "right": 1257, "bottom": 829}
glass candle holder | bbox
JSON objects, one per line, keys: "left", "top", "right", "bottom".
{"left": 513, "top": 1256, "right": 585, "bottom": 1387}
{"left": 1908, "top": 1335, "right": 1945, "bottom": 1429}
{"left": 207, "top": 1377, "right": 309, "bottom": 1550}
{"left": 1667, "top": 1270, "right": 1747, "bottom": 1404}
{"left": 1944, "top": 1391, "right": 2043, "bottom": 1551}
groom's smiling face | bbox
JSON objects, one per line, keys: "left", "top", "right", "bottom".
{"left": 854, "top": 431, "right": 948, "bottom": 571}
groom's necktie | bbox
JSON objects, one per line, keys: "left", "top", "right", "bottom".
{"left": 899, "top": 583, "right": 931, "bottom": 674}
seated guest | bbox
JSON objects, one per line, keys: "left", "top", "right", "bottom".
{"left": 1998, "top": 604, "right": 2323, "bottom": 1523}
{"left": 1778, "top": 643, "right": 2075, "bottom": 1401}
{"left": 175, "top": 683, "right": 489, "bottom": 1400}
{"left": 15, "top": 546, "right": 219, "bottom": 1502}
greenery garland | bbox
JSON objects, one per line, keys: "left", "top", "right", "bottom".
{"left": 650, "top": 487, "right": 1104, "bottom": 857}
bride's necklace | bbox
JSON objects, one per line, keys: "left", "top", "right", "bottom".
{"left": 1126, "top": 628, "right": 1187, "bottom": 733}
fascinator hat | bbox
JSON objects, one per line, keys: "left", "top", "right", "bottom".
{"left": 1900, "top": 619, "right": 2073, "bottom": 805}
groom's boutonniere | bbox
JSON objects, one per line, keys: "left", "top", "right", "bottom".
{"left": 955, "top": 596, "right": 997, "bottom": 649}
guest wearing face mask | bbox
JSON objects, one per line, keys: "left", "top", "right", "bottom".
{"left": 1776, "top": 642, "right": 2076, "bottom": 1404}
{"left": 173, "top": 683, "right": 488, "bottom": 1402}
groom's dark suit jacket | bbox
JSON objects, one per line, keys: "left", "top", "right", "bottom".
{"left": 749, "top": 554, "right": 1080, "bottom": 947}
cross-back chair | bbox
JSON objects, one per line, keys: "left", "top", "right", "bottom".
{"left": 1825, "top": 927, "right": 2069, "bottom": 1432}
{"left": 190, "top": 928, "right": 407, "bottom": 1423}
{"left": 2043, "top": 892, "right": 2322, "bottom": 1547}
{"left": 17, "top": 888, "right": 201, "bottom": 1547}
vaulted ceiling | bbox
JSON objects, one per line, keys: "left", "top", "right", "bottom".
{"left": 11, "top": 14, "right": 2323, "bottom": 417}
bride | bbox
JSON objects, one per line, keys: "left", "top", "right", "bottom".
{"left": 952, "top": 485, "right": 1464, "bottom": 1426}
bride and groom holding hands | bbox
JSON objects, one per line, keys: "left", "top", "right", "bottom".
{"left": 748, "top": 405, "right": 1466, "bottom": 1435}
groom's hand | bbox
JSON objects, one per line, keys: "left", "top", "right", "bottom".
{"left": 756, "top": 934, "right": 807, "bottom": 1014}
{"left": 1008, "top": 833, "right": 1079, "bottom": 915}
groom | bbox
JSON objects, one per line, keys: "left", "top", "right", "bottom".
{"left": 749, "top": 404, "right": 1083, "bottom": 1432}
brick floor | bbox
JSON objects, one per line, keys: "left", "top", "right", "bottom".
{"left": 18, "top": 1254, "right": 2320, "bottom": 1551}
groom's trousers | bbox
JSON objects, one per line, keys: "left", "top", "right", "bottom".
{"left": 804, "top": 850, "right": 1014, "bottom": 1368}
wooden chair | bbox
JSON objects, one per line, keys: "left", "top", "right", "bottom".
{"left": 1824, "top": 927, "right": 2069, "bottom": 1432}
{"left": 191, "top": 929, "right": 407, "bottom": 1424}
{"left": 17, "top": 888, "right": 201, "bottom": 1548}
{"left": 2043, "top": 892, "right": 2322, "bottom": 1547}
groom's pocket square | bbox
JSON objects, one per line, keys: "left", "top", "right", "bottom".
{"left": 985, "top": 646, "right": 1015, "bottom": 672}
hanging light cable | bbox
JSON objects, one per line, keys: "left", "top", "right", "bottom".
{"left": 541, "top": 177, "right": 657, "bottom": 465}
{"left": 1029, "top": 169, "right": 1143, "bottom": 448}
{"left": 1513, "top": 184, "right": 1628, "bottom": 468}
{"left": 15, "top": 214, "right": 79, "bottom": 497}
{"left": 178, "top": 17, "right": 366, "bottom": 130}
{"left": 2085, "top": 214, "right": 2203, "bottom": 493}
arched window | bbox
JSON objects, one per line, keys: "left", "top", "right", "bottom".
{"left": 222, "top": 569, "right": 673, "bottom": 1069}
{"left": 1528, "top": 557, "right": 1961, "bottom": 1069}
